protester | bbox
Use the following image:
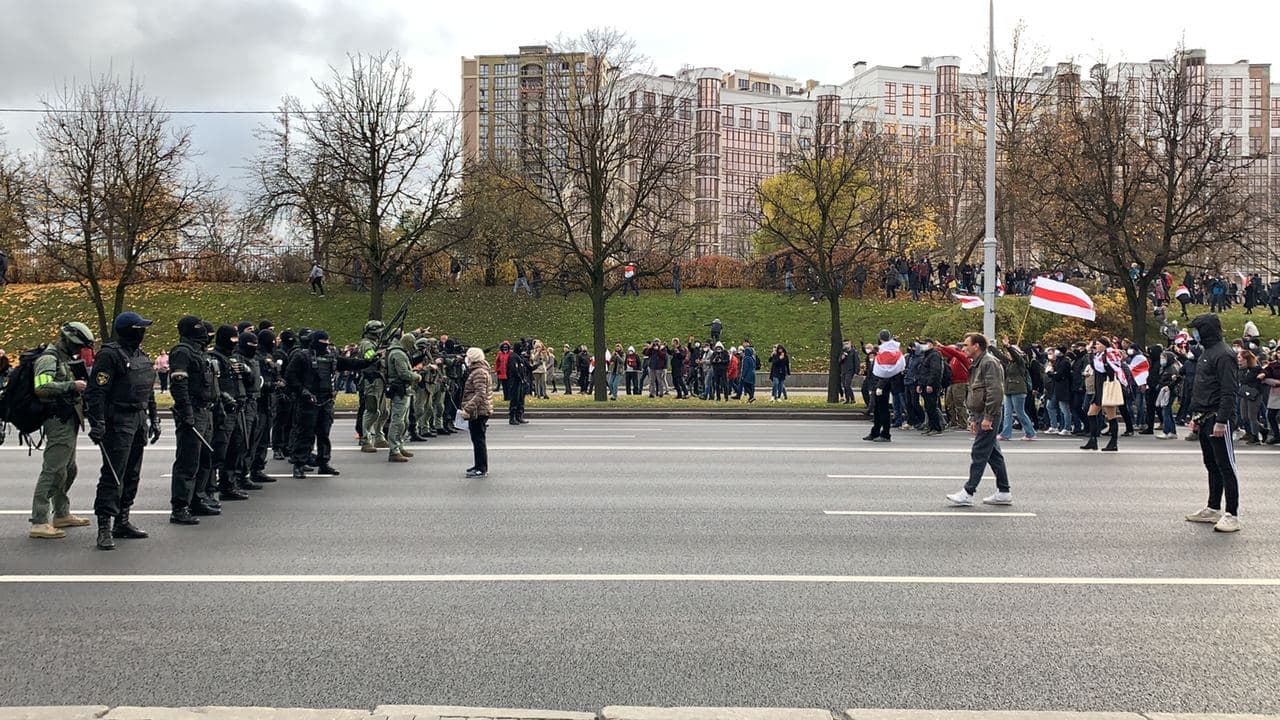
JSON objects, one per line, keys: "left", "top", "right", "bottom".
{"left": 947, "top": 332, "right": 1013, "bottom": 507}
{"left": 460, "top": 347, "right": 493, "bottom": 478}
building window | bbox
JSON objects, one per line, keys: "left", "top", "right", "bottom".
{"left": 643, "top": 92, "right": 656, "bottom": 114}
{"left": 1250, "top": 136, "right": 1263, "bottom": 156}
{"left": 903, "top": 84, "right": 914, "bottom": 116}
{"left": 799, "top": 114, "right": 813, "bottom": 129}
{"left": 758, "top": 110, "right": 769, "bottom": 131}
{"left": 723, "top": 105, "right": 735, "bottom": 127}
{"left": 738, "top": 77, "right": 749, "bottom": 90}
{"left": 680, "top": 99, "right": 692, "bottom": 120}
{"left": 479, "top": 65, "right": 489, "bottom": 77}
{"left": 779, "top": 112, "right": 792, "bottom": 131}
{"left": 920, "top": 86, "right": 931, "bottom": 117}
{"left": 740, "top": 107, "right": 752, "bottom": 128}
{"left": 885, "top": 82, "right": 897, "bottom": 115}
{"left": 1232, "top": 116, "right": 1243, "bottom": 129}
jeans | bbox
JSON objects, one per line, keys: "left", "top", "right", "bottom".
{"left": 922, "top": 391, "right": 944, "bottom": 432}
{"left": 771, "top": 377, "right": 787, "bottom": 399}
{"left": 513, "top": 277, "right": 531, "bottom": 295}
{"left": 965, "top": 425, "right": 1010, "bottom": 495}
{"left": 608, "top": 373, "right": 620, "bottom": 399}
{"left": 1161, "top": 403, "right": 1175, "bottom": 434}
{"left": 1046, "top": 398, "right": 1064, "bottom": 431}
{"left": 1000, "top": 393, "right": 1036, "bottom": 438}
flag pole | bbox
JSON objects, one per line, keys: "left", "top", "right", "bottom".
{"left": 982, "top": 0, "right": 998, "bottom": 340}
{"left": 1016, "top": 302, "right": 1032, "bottom": 346}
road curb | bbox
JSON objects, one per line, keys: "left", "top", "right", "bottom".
{"left": 3, "top": 710, "right": 1278, "bottom": 720}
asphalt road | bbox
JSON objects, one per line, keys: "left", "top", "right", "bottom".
{"left": 0, "top": 418, "right": 1276, "bottom": 713}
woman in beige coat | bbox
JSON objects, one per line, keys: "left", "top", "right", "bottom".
{"left": 461, "top": 347, "right": 494, "bottom": 478}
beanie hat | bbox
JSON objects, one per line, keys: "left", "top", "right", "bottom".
{"left": 878, "top": 329, "right": 892, "bottom": 343}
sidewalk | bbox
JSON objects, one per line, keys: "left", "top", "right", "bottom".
{"left": 4, "top": 707, "right": 1275, "bottom": 720}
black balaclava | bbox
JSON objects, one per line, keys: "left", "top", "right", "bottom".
{"left": 257, "top": 329, "right": 277, "bottom": 354}
{"left": 279, "top": 330, "right": 296, "bottom": 352}
{"left": 178, "top": 316, "right": 208, "bottom": 345}
{"left": 258, "top": 320, "right": 275, "bottom": 332}
{"left": 117, "top": 325, "right": 146, "bottom": 348}
{"left": 236, "top": 321, "right": 254, "bottom": 335}
{"left": 201, "top": 321, "right": 215, "bottom": 348}
{"left": 238, "top": 331, "right": 258, "bottom": 359}
{"left": 310, "top": 330, "right": 331, "bottom": 352}
{"left": 214, "top": 325, "right": 238, "bottom": 355}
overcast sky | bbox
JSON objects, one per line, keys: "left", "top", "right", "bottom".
{"left": 2, "top": 0, "right": 1275, "bottom": 194}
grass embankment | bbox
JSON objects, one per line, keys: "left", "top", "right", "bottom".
{"left": 2, "top": 283, "right": 965, "bottom": 371}
{"left": 5, "top": 281, "right": 1274, "bottom": 374}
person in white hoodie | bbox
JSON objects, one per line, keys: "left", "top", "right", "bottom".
{"left": 864, "top": 329, "right": 905, "bottom": 442}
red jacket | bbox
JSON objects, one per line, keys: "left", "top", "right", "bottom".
{"left": 495, "top": 350, "right": 510, "bottom": 380}
{"left": 728, "top": 354, "right": 741, "bottom": 380}
{"left": 938, "top": 345, "right": 971, "bottom": 384}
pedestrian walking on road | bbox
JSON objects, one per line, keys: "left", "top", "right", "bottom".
{"left": 1183, "top": 313, "right": 1243, "bottom": 533}
{"left": 947, "top": 332, "right": 1013, "bottom": 507}
{"left": 461, "top": 347, "right": 493, "bottom": 478}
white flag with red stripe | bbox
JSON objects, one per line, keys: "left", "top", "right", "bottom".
{"left": 1129, "top": 352, "right": 1150, "bottom": 386}
{"left": 1175, "top": 284, "right": 1191, "bottom": 299}
{"left": 1029, "top": 278, "right": 1096, "bottom": 321}
{"left": 954, "top": 293, "right": 984, "bottom": 309}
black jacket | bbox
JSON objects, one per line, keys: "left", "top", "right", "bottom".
{"left": 917, "top": 348, "right": 946, "bottom": 389}
{"left": 1189, "top": 314, "right": 1238, "bottom": 422}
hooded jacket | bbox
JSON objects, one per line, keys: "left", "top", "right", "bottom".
{"left": 1189, "top": 313, "right": 1238, "bottom": 422}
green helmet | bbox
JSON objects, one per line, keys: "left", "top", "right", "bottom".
{"left": 60, "top": 321, "right": 95, "bottom": 349}
{"left": 363, "top": 320, "right": 385, "bottom": 337}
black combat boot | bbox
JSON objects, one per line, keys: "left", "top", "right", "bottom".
{"left": 112, "top": 512, "right": 149, "bottom": 539}
{"left": 292, "top": 464, "right": 307, "bottom": 479}
{"left": 251, "top": 471, "right": 277, "bottom": 484}
{"left": 316, "top": 464, "right": 341, "bottom": 476}
{"left": 1079, "top": 416, "right": 1099, "bottom": 450}
{"left": 96, "top": 518, "right": 116, "bottom": 550}
{"left": 170, "top": 507, "right": 201, "bottom": 525}
{"left": 237, "top": 474, "right": 264, "bottom": 491}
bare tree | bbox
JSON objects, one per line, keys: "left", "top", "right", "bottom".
{"left": 1022, "top": 50, "right": 1261, "bottom": 340}
{"left": 30, "top": 72, "right": 210, "bottom": 338}
{"left": 274, "top": 52, "right": 462, "bottom": 319}
{"left": 453, "top": 160, "right": 548, "bottom": 286}
{"left": 0, "top": 131, "right": 29, "bottom": 277}
{"left": 246, "top": 108, "right": 355, "bottom": 271}
{"left": 493, "top": 29, "right": 699, "bottom": 401}
{"left": 753, "top": 124, "right": 911, "bottom": 402}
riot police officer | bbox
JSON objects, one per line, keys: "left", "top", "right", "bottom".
{"left": 230, "top": 330, "right": 262, "bottom": 492}
{"left": 358, "top": 321, "right": 389, "bottom": 452}
{"left": 285, "top": 329, "right": 373, "bottom": 478}
{"left": 271, "top": 330, "right": 297, "bottom": 460}
{"left": 208, "top": 326, "right": 249, "bottom": 502}
{"left": 28, "top": 321, "right": 95, "bottom": 541}
{"left": 411, "top": 336, "right": 436, "bottom": 441}
{"left": 85, "top": 311, "right": 160, "bottom": 550}
{"left": 250, "top": 329, "right": 281, "bottom": 484}
{"left": 169, "top": 316, "right": 220, "bottom": 525}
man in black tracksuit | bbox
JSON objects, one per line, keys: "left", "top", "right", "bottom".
{"left": 1184, "top": 313, "right": 1242, "bottom": 532}
{"left": 168, "top": 316, "right": 220, "bottom": 525}
{"left": 85, "top": 311, "right": 161, "bottom": 550}
{"left": 917, "top": 339, "right": 947, "bottom": 434}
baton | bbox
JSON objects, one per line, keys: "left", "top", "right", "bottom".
{"left": 190, "top": 425, "right": 215, "bottom": 453}
{"left": 99, "top": 444, "right": 122, "bottom": 487}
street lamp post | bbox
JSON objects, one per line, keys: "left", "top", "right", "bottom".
{"left": 982, "top": 0, "right": 998, "bottom": 339}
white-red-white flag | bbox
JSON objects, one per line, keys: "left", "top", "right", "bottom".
{"left": 1174, "top": 284, "right": 1191, "bottom": 299}
{"left": 954, "top": 293, "right": 984, "bottom": 309}
{"left": 1029, "top": 278, "right": 1096, "bottom": 321}
{"left": 1129, "top": 353, "right": 1150, "bottom": 386}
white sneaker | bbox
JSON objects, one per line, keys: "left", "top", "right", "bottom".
{"left": 946, "top": 490, "right": 975, "bottom": 506}
{"left": 1214, "top": 513, "right": 1241, "bottom": 533}
{"left": 1185, "top": 507, "right": 1223, "bottom": 523}
{"left": 982, "top": 491, "right": 1014, "bottom": 505}
{"left": 1153, "top": 432, "right": 1167, "bottom": 439}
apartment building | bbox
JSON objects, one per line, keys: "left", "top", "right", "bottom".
{"left": 464, "top": 46, "right": 1278, "bottom": 262}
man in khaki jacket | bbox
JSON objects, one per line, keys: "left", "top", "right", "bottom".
{"left": 947, "top": 332, "right": 1014, "bottom": 507}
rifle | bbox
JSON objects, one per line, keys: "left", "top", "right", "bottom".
{"left": 376, "top": 294, "right": 415, "bottom": 351}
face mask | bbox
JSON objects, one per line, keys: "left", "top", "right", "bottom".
{"left": 1192, "top": 329, "right": 1201, "bottom": 342}
{"left": 118, "top": 326, "right": 146, "bottom": 346}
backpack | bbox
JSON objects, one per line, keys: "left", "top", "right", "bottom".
{"left": 0, "top": 346, "right": 54, "bottom": 445}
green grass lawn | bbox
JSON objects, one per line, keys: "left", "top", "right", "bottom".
{"left": 4, "top": 281, "right": 1275, "bottom": 374}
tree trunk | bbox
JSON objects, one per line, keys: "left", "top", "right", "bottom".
{"left": 86, "top": 281, "right": 109, "bottom": 342}
{"left": 591, "top": 282, "right": 608, "bottom": 402}
{"left": 484, "top": 264, "right": 497, "bottom": 287}
{"left": 368, "top": 272, "right": 385, "bottom": 321}
{"left": 827, "top": 294, "right": 843, "bottom": 404}
{"left": 111, "top": 278, "right": 129, "bottom": 340}
{"left": 1125, "top": 279, "right": 1150, "bottom": 345}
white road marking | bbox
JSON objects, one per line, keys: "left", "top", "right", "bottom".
{"left": 823, "top": 510, "right": 1037, "bottom": 518}
{"left": 528, "top": 434, "right": 637, "bottom": 439}
{"left": 157, "top": 473, "right": 332, "bottom": 478}
{"left": 828, "top": 474, "right": 992, "bottom": 480}
{"left": 0, "top": 510, "right": 172, "bottom": 515}
{"left": 0, "top": 573, "right": 1275, "bottom": 586}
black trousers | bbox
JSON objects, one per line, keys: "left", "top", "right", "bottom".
{"left": 563, "top": 370, "right": 573, "bottom": 395}
{"left": 252, "top": 401, "right": 273, "bottom": 474}
{"left": 1199, "top": 422, "right": 1240, "bottom": 515}
{"left": 626, "top": 373, "right": 640, "bottom": 395}
{"left": 229, "top": 407, "right": 256, "bottom": 482}
{"left": 290, "top": 397, "right": 334, "bottom": 466}
{"left": 171, "top": 407, "right": 213, "bottom": 510}
{"left": 94, "top": 410, "right": 147, "bottom": 519}
{"left": 673, "top": 370, "right": 689, "bottom": 398}
{"left": 923, "top": 391, "right": 944, "bottom": 432}
{"left": 211, "top": 407, "right": 236, "bottom": 488}
{"left": 509, "top": 380, "right": 526, "bottom": 421}
{"left": 272, "top": 395, "right": 293, "bottom": 452}
{"left": 870, "top": 388, "right": 892, "bottom": 438}
{"left": 713, "top": 370, "right": 728, "bottom": 400}
{"left": 469, "top": 416, "right": 489, "bottom": 472}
